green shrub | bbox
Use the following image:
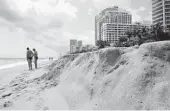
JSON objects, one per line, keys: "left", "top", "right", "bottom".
{"left": 96, "top": 40, "right": 110, "bottom": 49}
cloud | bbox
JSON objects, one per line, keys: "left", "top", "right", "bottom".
{"left": 126, "top": 8, "right": 141, "bottom": 22}
{"left": 0, "top": 26, "right": 58, "bottom": 58}
{"left": 143, "top": 11, "right": 152, "bottom": 22}
{"left": 92, "top": 0, "right": 131, "bottom": 11}
{"left": 47, "top": 19, "right": 64, "bottom": 28}
{"left": 139, "top": 7, "right": 146, "bottom": 11}
{"left": 0, "top": 0, "right": 152, "bottom": 57}
{"left": 88, "top": 8, "right": 93, "bottom": 16}
{"left": 0, "top": 0, "right": 77, "bottom": 30}
{"left": 80, "top": 0, "right": 87, "bottom": 3}
{"left": 0, "top": 0, "right": 79, "bottom": 57}
{"left": 0, "top": 0, "right": 22, "bottom": 22}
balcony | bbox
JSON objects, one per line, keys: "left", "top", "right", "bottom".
{"left": 153, "top": 17, "right": 163, "bottom": 23}
{"left": 152, "top": 0, "right": 162, "bottom": 6}
{"left": 165, "top": 4, "right": 170, "bottom": 9}
{"left": 152, "top": 2, "right": 162, "bottom": 9}
{"left": 152, "top": 12, "right": 163, "bottom": 19}
{"left": 153, "top": 9, "right": 163, "bottom": 17}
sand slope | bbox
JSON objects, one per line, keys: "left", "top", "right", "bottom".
{"left": 0, "top": 61, "right": 68, "bottom": 110}
{"left": 1, "top": 41, "right": 170, "bottom": 110}
{"left": 46, "top": 41, "right": 170, "bottom": 110}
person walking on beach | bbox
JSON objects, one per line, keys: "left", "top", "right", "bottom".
{"left": 26, "top": 47, "right": 33, "bottom": 70}
{"left": 33, "top": 48, "right": 38, "bottom": 69}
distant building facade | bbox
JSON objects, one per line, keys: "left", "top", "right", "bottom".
{"left": 101, "top": 22, "right": 151, "bottom": 42}
{"left": 70, "top": 39, "right": 77, "bottom": 53}
{"left": 77, "top": 40, "right": 83, "bottom": 51}
{"left": 77, "top": 40, "right": 82, "bottom": 48}
{"left": 95, "top": 6, "right": 132, "bottom": 44}
{"left": 128, "top": 22, "right": 151, "bottom": 32}
{"left": 70, "top": 40, "right": 83, "bottom": 53}
{"left": 152, "top": 0, "right": 170, "bottom": 31}
{"left": 95, "top": 6, "right": 151, "bottom": 44}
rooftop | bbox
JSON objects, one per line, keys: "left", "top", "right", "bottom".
{"left": 99, "top": 6, "right": 131, "bottom": 15}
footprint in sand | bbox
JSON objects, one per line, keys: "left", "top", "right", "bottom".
{"left": 43, "top": 106, "right": 49, "bottom": 110}
{"left": 1, "top": 93, "right": 12, "bottom": 99}
{"left": 27, "top": 96, "right": 34, "bottom": 101}
{"left": 2, "top": 101, "right": 13, "bottom": 108}
{"left": 35, "top": 97, "right": 45, "bottom": 109}
{"left": 0, "top": 87, "right": 5, "bottom": 92}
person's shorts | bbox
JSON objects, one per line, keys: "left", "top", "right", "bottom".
{"left": 28, "top": 57, "right": 32, "bottom": 61}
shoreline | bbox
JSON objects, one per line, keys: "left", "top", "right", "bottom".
{"left": 0, "top": 60, "right": 69, "bottom": 110}
{"left": 0, "top": 60, "right": 53, "bottom": 86}
{"left": 0, "top": 59, "right": 49, "bottom": 70}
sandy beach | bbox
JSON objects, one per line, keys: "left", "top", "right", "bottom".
{"left": 0, "top": 60, "right": 69, "bottom": 110}
{"left": 1, "top": 41, "right": 170, "bottom": 110}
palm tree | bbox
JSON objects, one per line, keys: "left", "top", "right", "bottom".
{"left": 96, "top": 40, "right": 105, "bottom": 48}
{"left": 151, "top": 22, "right": 164, "bottom": 41}
{"left": 126, "top": 31, "right": 133, "bottom": 40}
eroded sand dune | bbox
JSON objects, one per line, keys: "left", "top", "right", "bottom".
{"left": 46, "top": 41, "right": 170, "bottom": 110}
{"left": 1, "top": 41, "right": 170, "bottom": 110}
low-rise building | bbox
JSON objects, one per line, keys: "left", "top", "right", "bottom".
{"left": 70, "top": 40, "right": 83, "bottom": 53}
{"left": 70, "top": 39, "right": 77, "bottom": 53}
{"left": 101, "top": 22, "right": 151, "bottom": 43}
{"left": 152, "top": 0, "right": 170, "bottom": 31}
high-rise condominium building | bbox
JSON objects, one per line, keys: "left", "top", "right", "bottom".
{"left": 95, "top": 6, "right": 132, "bottom": 44}
{"left": 95, "top": 6, "right": 151, "bottom": 45}
{"left": 152, "top": 0, "right": 170, "bottom": 31}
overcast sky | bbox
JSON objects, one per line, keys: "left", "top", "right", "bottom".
{"left": 0, "top": 0, "right": 152, "bottom": 58}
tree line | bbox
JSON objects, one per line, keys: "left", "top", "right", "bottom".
{"left": 96, "top": 23, "right": 170, "bottom": 48}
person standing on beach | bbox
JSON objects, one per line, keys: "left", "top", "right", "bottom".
{"left": 26, "top": 47, "right": 33, "bottom": 70}
{"left": 33, "top": 48, "right": 38, "bottom": 69}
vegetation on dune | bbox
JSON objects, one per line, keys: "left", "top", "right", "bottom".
{"left": 96, "top": 40, "right": 110, "bottom": 49}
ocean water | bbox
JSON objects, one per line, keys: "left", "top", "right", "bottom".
{"left": 0, "top": 58, "right": 47, "bottom": 70}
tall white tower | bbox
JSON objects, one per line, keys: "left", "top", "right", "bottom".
{"left": 152, "top": 0, "right": 170, "bottom": 31}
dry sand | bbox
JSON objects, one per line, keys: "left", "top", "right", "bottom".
{"left": 0, "top": 60, "right": 68, "bottom": 110}
{"left": 1, "top": 41, "right": 170, "bottom": 110}
{"left": 50, "top": 41, "right": 170, "bottom": 110}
